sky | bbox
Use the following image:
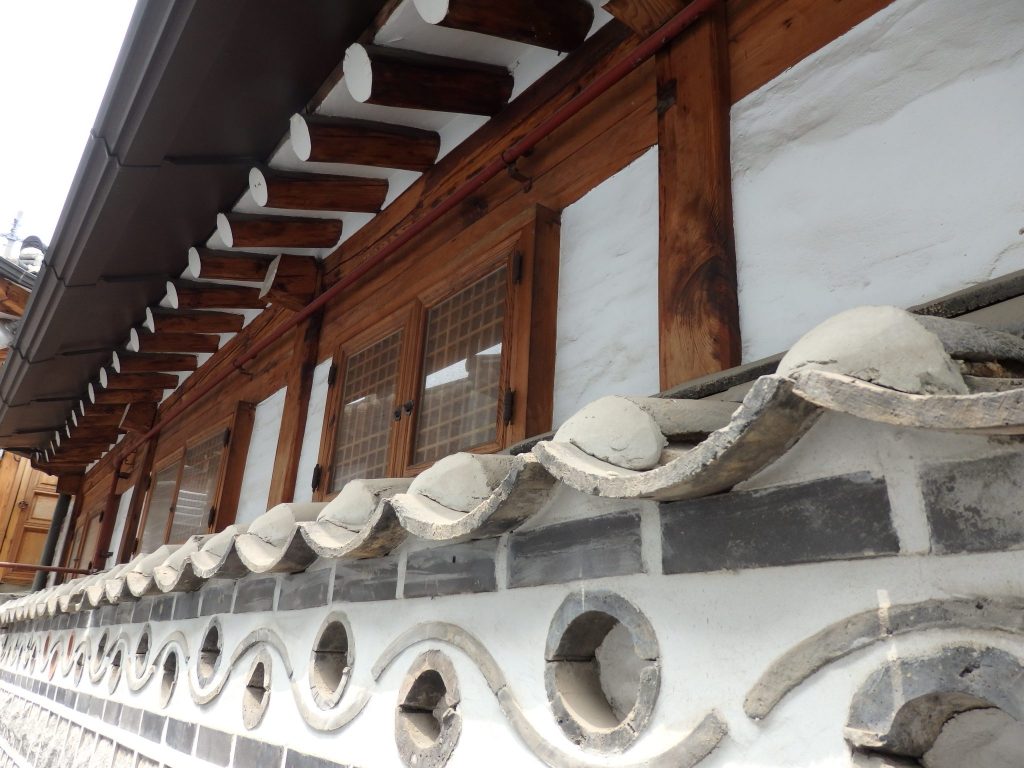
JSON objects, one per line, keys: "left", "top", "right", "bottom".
{"left": 0, "top": 0, "right": 136, "bottom": 248}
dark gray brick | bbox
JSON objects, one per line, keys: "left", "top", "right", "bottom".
{"left": 661, "top": 472, "right": 899, "bottom": 574}
{"left": 131, "top": 598, "right": 154, "bottom": 624}
{"left": 98, "top": 606, "right": 116, "bottom": 627}
{"left": 165, "top": 718, "right": 197, "bottom": 753}
{"left": 195, "top": 726, "right": 233, "bottom": 767}
{"left": 233, "top": 736, "right": 283, "bottom": 767}
{"left": 88, "top": 695, "right": 105, "bottom": 718}
{"left": 921, "top": 452, "right": 1024, "bottom": 555}
{"left": 285, "top": 749, "right": 350, "bottom": 768}
{"left": 119, "top": 705, "right": 142, "bottom": 734}
{"left": 199, "top": 585, "right": 234, "bottom": 617}
{"left": 102, "top": 701, "right": 122, "bottom": 726}
{"left": 75, "top": 693, "right": 91, "bottom": 713}
{"left": 233, "top": 578, "right": 276, "bottom": 614}
{"left": 278, "top": 569, "right": 331, "bottom": 611}
{"left": 172, "top": 591, "right": 200, "bottom": 621}
{"left": 150, "top": 596, "right": 176, "bottom": 623}
{"left": 405, "top": 539, "right": 498, "bottom": 598}
{"left": 334, "top": 558, "right": 398, "bottom": 603}
{"left": 114, "top": 601, "right": 135, "bottom": 625}
{"left": 508, "top": 511, "right": 644, "bottom": 589}
{"left": 139, "top": 711, "right": 165, "bottom": 742}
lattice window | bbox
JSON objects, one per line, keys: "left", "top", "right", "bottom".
{"left": 331, "top": 331, "right": 403, "bottom": 492}
{"left": 413, "top": 267, "right": 507, "bottom": 465}
{"left": 139, "top": 464, "right": 178, "bottom": 554}
{"left": 168, "top": 430, "right": 225, "bottom": 545}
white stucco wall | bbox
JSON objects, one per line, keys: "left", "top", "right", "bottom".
{"left": 732, "top": 0, "right": 1024, "bottom": 361}
{"left": 553, "top": 147, "right": 660, "bottom": 426}
{"left": 235, "top": 387, "right": 286, "bottom": 526}
{"left": 293, "top": 359, "right": 333, "bottom": 503}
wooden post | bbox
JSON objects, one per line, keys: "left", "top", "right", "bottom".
{"left": 267, "top": 312, "right": 323, "bottom": 506}
{"left": 656, "top": 3, "right": 739, "bottom": 388}
{"left": 117, "top": 441, "right": 156, "bottom": 563}
{"left": 212, "top": 401, "right": 256, "bottom": 531}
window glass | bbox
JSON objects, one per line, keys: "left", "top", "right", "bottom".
{"left": 168, "top": 430, "right": 225, "bottom": 545}
{"left": 331, "top": 331, "right": 403, "bottom": 492}
{"left": 139, "top": 464, "right": 178, "bottom": 554}
{"left": 413, "top": 267, "right": 507, "bottom": 465}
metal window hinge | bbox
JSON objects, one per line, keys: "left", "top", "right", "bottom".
{"left": 512, "top": 250, "right": 524, "bottom": 284}
{"left": 223, "top": 429, "right": 231, "bottom": 447}
{"left": 502, "top": 389, "right": 515, "bottom": 424}
{"left": 311, "top": 463, "right": 322, "bottom": 493}
{"left": 207, "top": 506, "right": 216, "bottom": 527}
{"left": 327, "top": 362, "right": 338, "bottom": 387}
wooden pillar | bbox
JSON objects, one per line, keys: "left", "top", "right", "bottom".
{"left": 266, "top": 312, "right": 323, "bottom": 506}
{"left": 656, "top": 2, "right": 739, "bottom": 388}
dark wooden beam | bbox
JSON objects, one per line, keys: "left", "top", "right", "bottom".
{"left": 146, "top": 308, "right": 245, "bottom": 335}
{"left": 65, "top": 426, "right": 122, "bottom": 443}
{"left": 120, "top": 401, "right": 158, "bottom": 435}
{"left": 76, "top": 403, "right": 127, "bottom": 426}
{"left": 113, "top": 351, "right": 198, "bottom": 373}
{"left": 343, "top": 43, "right": 514, "bottom": 116}
{"left": 268, "top": 313, "right": 323, "bottom": 506}
{"left": 131, "top": 329, "right": 221, "bottom": 355}
{"left": 0, "top": 277, "right": 29, "bottom": 317}
{"left": 55, "top": 473, "right": 84, "bottom": 495}
{"left": 290, "top": 114, "right": 440, "bottom": 171}
{"left": 657, "top": 3, "right": 739, "bottom": 387}
{"left": 603, "top": 0, "right": 686, "bottom": 35}
{"left": 217, "top": 213, "right": 343, "bottom": 249}
{"left": 259, "top": 255, "right": 319, "bottom": 312}
{"left": 165, "top": 280, "right": 266, "bottom": 311}
{"left": 413, "top": 0, "right": 594, "bottom": 50}
{"left": 100, "top": 369, "right": 179, "bottom": 392}
{"left": 91, "top": 387, "right": 165, "bottom": 405}
{"left": 249, "top": 168, "right": 388, "bottom": 213}
{"left": 186, "top": 247, "right": 273, "bottom": 283}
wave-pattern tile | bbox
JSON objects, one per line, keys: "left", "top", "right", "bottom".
{"left": 391, "top": 453, "right": 557, "bottom": 541}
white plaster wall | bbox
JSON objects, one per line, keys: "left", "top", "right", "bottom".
{"left": 104, "top": 488, "right": 133, "bottom": 571}
{"left": 553, "top": 147, "right": 660, "bottom": 425}
{"left": 235, "top": 387, "right": 286, "bottom": 526}
{"left": 732, "top": 0, "right": 1024, "bottom": 361}
{"left": 293, "top": 359, "right": 332, "bottom": 503}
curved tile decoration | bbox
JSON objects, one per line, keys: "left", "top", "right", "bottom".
{"left": 743, "top": 596, "right": 1024, "bottom": 720}
{"left": 391, "top": 453, "right": 557, "bottom": 541}
{"left": 372, "top": 622, "right": 727, "bottom": 768}
{"left": 789, "top": 369, "right": 1024, "bottom": 434}
{"left": 845, "top": 644, "right": 1024, "bottom": 757}
{"left": 299, "top": 479, "right": 411, "bottom": 559}
{"left": 534, "top": 376, "right": 822, "bottom": 501}
{"left": 235, "top": 503, "right": 326, "bottom": 574}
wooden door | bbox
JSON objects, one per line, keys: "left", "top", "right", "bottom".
{"left": 0, "top": 455, "right": 58, "bottom": 585}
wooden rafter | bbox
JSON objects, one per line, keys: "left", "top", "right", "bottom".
{"left": 145, "top": 308, "right": 243, "bottom": 335}
{"left": 165, "top": 280, "right": 266, "bottom": 311}
{"left": 413, "top": 0, "right": 594, "bottom": 50}
{"left": 290, "top": 115, "right": 440, "bottom": 171}
{"left": 343, "top": 43, "right": 514, "bottom": 116}
{"left": 217, "top": 213, "right": 343, "bottom": 249}
{"left": 259, "top": 255, "right": 319, "bottom": 312}
{"left": 186, "top": 247, "right": 274, "bottom": 283}
{"left": 249, "top": 168, "right": 388, "bottom": 213}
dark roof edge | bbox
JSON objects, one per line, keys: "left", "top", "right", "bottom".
{"left": 0, "top": 1, "right": 195, "bottom": 443}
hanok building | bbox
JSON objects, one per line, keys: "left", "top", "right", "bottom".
{"left": 0, "top": 0, "right": 1022, "bottom": 766}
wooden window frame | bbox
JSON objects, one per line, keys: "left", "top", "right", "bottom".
{"left": 132, "top": 401, "right": 255, "bottom": 555}
{"left": 314, "top": 206, "right": 559, "bottom": 499}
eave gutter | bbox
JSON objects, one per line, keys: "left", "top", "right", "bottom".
{"left": 0, "top": 0, "right": 193, "bottom": 442}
